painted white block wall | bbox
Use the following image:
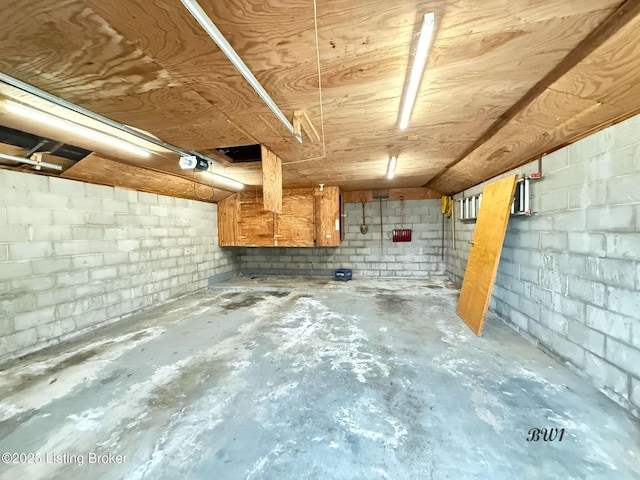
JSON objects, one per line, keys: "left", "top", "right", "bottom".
{"left": 239, "top": 199, "right": 446, "bottom": 278}
{"left": 447, "top": 114, "right": 640, "bottom": 415}
{"left": 0, "top": 170, "right": 239, "bottom": 361}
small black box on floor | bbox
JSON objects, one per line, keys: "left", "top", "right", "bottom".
{"left": 333, "top": 268, "right": 352, "bottom": 281}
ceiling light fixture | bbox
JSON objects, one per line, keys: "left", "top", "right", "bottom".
{"left": 179, "top": 0, "right": 302, "bottom": 143}
{"left": 4, "top": 100, "right": 151, "bottom": 158}
{"left": 200, "top": 170, "right": 245, "bottom": 191}
{"left": 387, "top": 156, "right": 397, "bottom": 179}
{"left": 398, "top": 12, "right": 436, "bottom": 130}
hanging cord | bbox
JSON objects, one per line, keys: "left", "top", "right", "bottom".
{"left": 192, "top": 168, "right": 216, "bottom": 201}
{"left": 400, "top": 196, "right": 405, "bottom": 228}
{"left": 441, "top": 195, "right": 453, "bottom": 217}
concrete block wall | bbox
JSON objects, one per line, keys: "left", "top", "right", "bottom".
{"left": 447, "top": 114, "right": 640, "bottom": 414}
{"left": 0, "top": 169, "right": 239, "bottom": 361}
{"left": 239, "top": 199, "right": 446, "bottom": 278}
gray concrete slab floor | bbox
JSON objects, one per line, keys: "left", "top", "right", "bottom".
{"left": 0, "top": 276, "right": 638, "bottom": 479}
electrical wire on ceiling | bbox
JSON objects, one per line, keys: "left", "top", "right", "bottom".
{"left": 191, "top": 167, "right": 216, "bottom": 201}
{"left": 283, "top": 0, "right": 327, "bottom": 166}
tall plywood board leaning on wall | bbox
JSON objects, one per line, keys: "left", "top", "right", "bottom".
{"left": 457, "top": 175, "right": 518, "bottom": 336}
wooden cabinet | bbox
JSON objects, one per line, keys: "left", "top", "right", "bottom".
{"left": 217, "top": 186, "right": 341, "bottom": 247}
{"left": 314, "top": 186, "right": 341, "bottom": 247}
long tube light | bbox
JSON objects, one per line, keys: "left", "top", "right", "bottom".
{"left": 0, "top": 72, "right": 221, "bottom": 165}
{"left": 387, "top": 156, "right": 397, "bottom": 179}
{"left": 179, "top": 0, "right": 302, "bottom": 143}
{"left": 0, "top": 152, "right": 62, "bottom": 171}
{"left": 5, "top": 100, "right": 151, "bottom": 158}
{"left": 398, "top": 12, "right": 436, "bottom": 130}
{"left": 199, "top": 171, "right": 245, "bottom": 191}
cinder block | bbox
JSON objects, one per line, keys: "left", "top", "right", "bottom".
{"left": 7, "top": 207, "right": 52, "bottom": 226}
{"left": 68, "top": 196, "right": 102, "bottom": 212}
{"left": 567, "top": 321, "right": 605, "bottom": 357}
{"left": 632, "top": 378, "right": 640, "bottom": 408}
{"left": 32, "top": 258, "right": 72, "bottom": 275}
{"left": 36, "top": 319, "right": 76, "bottom": 341}
{"left": 540, "top": 189, "right": 568, "bottom": 212}
{"left": 86, "top": 212, "right": 116, "bottom": 225}
{"left": 114, "top": 188, "right": 138, "bottom": 203}
{"left": 8, "top": 242, "right": 53, "bottom": 261}
{"left": 541, "top": 232, "right": 568, "bottom": 252}
{"left": 543, "top": 147, "right": 569, "bottom": 173}
{"left": 28, "top": 192, "right": 70, "bottom": 210}
{"left": 529, "top": 285, "right": 552, "bottom": 305}
{"left": 606, "top": 286, "right": 640, "bottom": 318}
{"left": 49, "top": 176, "right": 85, "bottom": 197}
{"left": 1, "top": 169, "right": 49, "bottom": 191}
{"left": 585, "top": 305, "right": 631, "bottom": 342}
{"left": 586, "top": 204, "right": 635, "bottom": 232}
{"left": 568, "top": 130, "right": 609, "bottom": 164}
{"left": 568, "top": 182, "right": 606, "bottom": 209}
{"left": 551, "top": 293, "right": 584, "bottom": 322}
{"left": 606, "top": 174, "right": 640, "bottom": 206}
{"left": 606, "top": 233, "right": 640, "bottom": 261}
{"left": 540, "top": 269, "right": 566, "bottom": 294}
{"left": 36, "top": 288, "right": 74, "bottom": 308}
{"left": 556, "top": 253, "right": 586, "bottom": 277}
{"left": 585, "top": 352, "right": 629, "bottom": 398}
{"left": 85, "top": 183, "right": 114, "bottom": 199}
{"left": 586, "top": 257, "right": 635, "bottom": 289}
{"left": 14, "top": 307, "right": 56, "bottom": 331}
{"left": 11, "top": 275, "right": 53, "bottom": 292}
{"left": 567, "top": 232, "right": 606, "bottom": 256}
{"left": 138, "top": 191, "right": 158, "bottom": 205}
{"left": 608, "top": 116, "right": 640, "bottom": 152}
{"left": 539, "top": 309, "right": 568, "bottom": 335}
{"left": 567, "top": 276, "right": 606, "bottom": 307}
{"left": 57, "top": 271, "right": 88, "bottom": 288}
{"left": 605, "top": 338, "right": 640, "bottom": 378}
{"left": 0, "top": 328, "right": 37, "bottom": 357}
{"left": 90, "top": 267, "right": 118, "bottom": 281}
{"left": 552, "top": 209, "right": 586, "bottom": 231}
{"left": 551, "top": 332, "right": 585, "bottom": 368}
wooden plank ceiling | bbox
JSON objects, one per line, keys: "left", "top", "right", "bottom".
{"left": 0, "top": 0, "right": 639, "bottom": 196}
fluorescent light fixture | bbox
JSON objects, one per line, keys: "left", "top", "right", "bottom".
{"left": 199, "top": 171, "right": 245, "bottom": 191}
{"left": 180, "top": 0, "right": 302, "bottom": 143}
{"left": 4, "top": 100, "right": 151, "bottom": 158}
{"left": 0, "top": 152, "right": 62, "bottom": 171}
{"left": 398, "top": 12, "right": 435, "bottom": 130}
{"left": 387, "top": 156, "right": 397, "bottom": 179}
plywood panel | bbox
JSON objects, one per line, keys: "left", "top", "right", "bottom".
{"left": 62, "top": 154, "right": 226, "bottom": 203}
{"left": 261, "top": 145, "right": 282, "bottom": 214}
{"left": 457, "top": 175, "right": 518, "bottom": 335}
{"left": 217, "top": 194, "right": 239, "bottom": 246}
{"left": 343, "top": 187, "right": 441, "bottom": 203}
{"left": 277, "top": 188, "right": 315, "bottom": 247}
{"left": 314, "top": 186, "right": 341, "bottom": 247}
{"left": 237, "top": 191, "right": 274, "bottom": 246}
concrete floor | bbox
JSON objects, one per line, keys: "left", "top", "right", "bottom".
{"left": 0, "top": 276, "right": 638, "bottom": 479}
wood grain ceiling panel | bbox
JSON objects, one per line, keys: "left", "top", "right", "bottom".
{"left": 0, "top": 0, "right": 633, "bottom": 196}
{"left": 62, "top": 153, "right": 229, "bottom": 203}
{"left": 0, "top": 1, "right": 179, "bottom": 104}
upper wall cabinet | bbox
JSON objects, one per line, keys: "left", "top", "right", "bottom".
{"left": 314, "top": 186, "right": 341, "bottom": 247}
{"left": 218, "top": 187, "right": 341, "bottom": 247}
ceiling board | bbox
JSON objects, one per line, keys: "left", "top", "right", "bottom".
{"left": 0, "top": 0, "right": 636, "bottom": 196}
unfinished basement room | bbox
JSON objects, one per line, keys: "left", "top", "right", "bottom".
{"left": 1, "top": 0, "right": 639, "bottom": 478}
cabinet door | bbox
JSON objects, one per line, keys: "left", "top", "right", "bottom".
{"left": 237, "top": 192, "right": 274, "bottom": 246}
{"left": 277, "top": 188, "right": 315, "bottom": 247}
{"left": 314, "top": 186, "right": 341, "bottom": 247}
{"left": 217, "top": 194, "right": 239, "bottom": 246}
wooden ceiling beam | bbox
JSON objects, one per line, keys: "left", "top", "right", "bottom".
{"left": 423, "top": 0, "right": 640, "bottom": 189}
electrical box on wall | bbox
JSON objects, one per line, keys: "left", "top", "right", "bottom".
{"left": 459, "top": 177, "right": 535, "bottom": 222}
